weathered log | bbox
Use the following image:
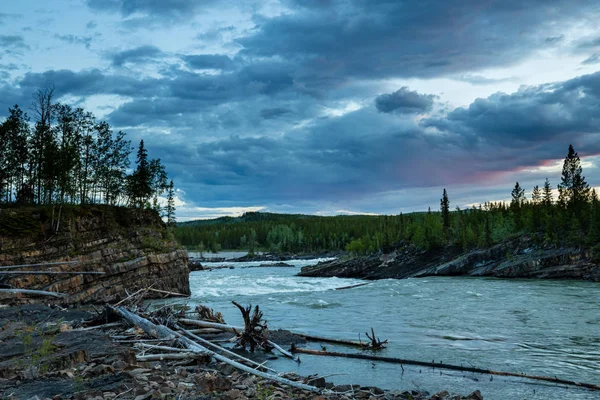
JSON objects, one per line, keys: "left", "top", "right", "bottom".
{"left": 148, "top": 288, "right": 189, "bottom": 297}
{"left": 181, "top": 318, "right": 369, "bottom": 348}
{"left": 232, "top": 301, "right": 270, "bottom": 352}
{"left": 0, "top": 270, "right": 105, "bottom": 275}
{"left": 110, "top": 306, "right": 321, "bottom": 393}
{"left": 134, "top": 343, "right": 189, "bottom": 353}
{"left": 0, "top": 261, "right": 80, "bottom": 270}
{"left": 77, "top": 322, "right": 124, "bottom": 331}
{"left": 136, "top": 353, "right": 205, "bottom": 362}
{"left": 293, "top": 333, "right": 365, "bottom": 347}
{"left": 0, "top": 288, "right": 67, "bottom": 298}
{"left": 291, "top": 347, "right": 600, "bottom": 391}
{"left": 267, "top": 340, "right": 298, "bottom": 360}
{"left": 175, "top": 323, "right": 277, "bottom": 373}
{"left": 334, "top": 282, "right": 371, "bottom": 290}
{"left": 187, "top": 328, "right": 225, "bottom": 334}
{"left": 179, "top": 319, "right": 243, "bottom": 333}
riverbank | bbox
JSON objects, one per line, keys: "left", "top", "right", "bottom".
{"left": 0, "top": 304, "right": 482, "bottom": 400}
{"left": 298, "top": 236, "right": 600, "bottom": 281}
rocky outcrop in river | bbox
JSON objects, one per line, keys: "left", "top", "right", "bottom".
{"left": 299, "top": 236, "right": 600, "bottom": 281}
{"left": 0, "top": 206, "right": 190, "bottom": 304}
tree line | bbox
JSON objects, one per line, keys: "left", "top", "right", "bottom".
{"left": 175, "top": 144, "right": 599, "bottom": 255}
{"left": 0, "top": 88, "right": 176, "bottom": 225}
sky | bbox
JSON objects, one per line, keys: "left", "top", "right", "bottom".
{"left": 1, "top": 0, "right": 600, "bottom": 220}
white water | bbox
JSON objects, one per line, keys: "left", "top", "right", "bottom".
{"left": 169, "top": 259, "right": 600, "bottom": 400}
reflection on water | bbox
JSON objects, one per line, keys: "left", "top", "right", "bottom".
{"left": 170, "top": 259, "right": 600, "bottom": 400}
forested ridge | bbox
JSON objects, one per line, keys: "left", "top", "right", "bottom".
{"left": 0, "top": 88, "right": 176, "bottom": 225}
{"left": 175, "top": 144, "right": 600, "bottom": 256}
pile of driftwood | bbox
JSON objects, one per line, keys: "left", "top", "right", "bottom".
{"left": 84, "top": 290, "right": 600, "bottom": 395}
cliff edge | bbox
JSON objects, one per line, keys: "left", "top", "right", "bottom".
{"left": 0, "top": 205, "right": 189, "bottom": 304}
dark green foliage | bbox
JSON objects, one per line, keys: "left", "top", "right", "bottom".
{"left": 166, "top": 180, "right": 176, "bottom": 227}
{"left": 558, "top": 144, "right": 590, "bottom": 228}
{"left": 440, "top": 188, "right": 450, "bottom": 235}
{"left": 0, "top": 90, "right": 173, "bottom": 219}
{"left": 175, "top": 145, "right": 597, "bottom": 254}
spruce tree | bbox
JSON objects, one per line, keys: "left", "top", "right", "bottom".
{"left": 440, "top": 188, "right": 450, "bottom": 234}
{"left": 510, "top": 182, "right": 525, "bottom": 229}
{"left": 542, "top": 178, "right": 553, "bottom": 207}
{"left": 558, "top": 144, "right": 590, "bottom": 219}
{"left": 166, "top": 180, "right": 176, "bottom": 227}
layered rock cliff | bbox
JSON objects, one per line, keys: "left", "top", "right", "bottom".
{"left": 0, "top": 205, "right": 190, "bottom": 304}
{"left": 299, "top": 236, "right": 600, "bottom": 282}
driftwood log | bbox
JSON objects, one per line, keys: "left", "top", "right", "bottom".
{"left": 291, "top": 347, "right": 600, "bottom": 391}
{"left": 232, "top": 301, "right": 271, "bottom": 352}
{"left": 0, "top": 288, "right": 67, "bottom": 298}
{"left": 109, "top": 306, "right": 321, "bottom": 393}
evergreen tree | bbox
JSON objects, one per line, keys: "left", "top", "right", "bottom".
{"left": 558, "top": 144, "right": 590, "bottom": 223}
{"left": 166, "top": 180, "right": 176, "bottom": 227}
{"left": 542, "top": 178, "right": 553, "bottom": 207}
{"left": 440, "top": 188, "right": 450, "bottom": 234}
{"left": 510, "top": 182, "right": 525, "bottom": 229}
{"left": 531, "top": 185, "right": 541, "bottom": 205}
{"left": 128, "top": 140, "right": 152, "bottom": 208}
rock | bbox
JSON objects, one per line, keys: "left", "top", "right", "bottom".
{"left": 194, "top": 372, "right": 232, "bottom": 392}
{"left": 0, "top": 206, "right": 191, "bottom": 306}
{"left": 466, "top": 390, "right": 483, "bottom": 400}
{"left": 300, "top": 236, "right": 600, "bottom": 282}
{"left": 431, "top": 390, "right": 449, "bottom": 399}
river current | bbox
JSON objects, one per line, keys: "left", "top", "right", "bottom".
{"left": 178, "top": 258, "right": 599, "bottom": 400}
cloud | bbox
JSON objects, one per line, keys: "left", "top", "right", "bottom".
{"left": 424, "top": 70, "right": 600, "bottom": 147}
{"left": 0, "top": 35, "right": 28, "bottom": 50}
{"left": 237, "top": 0, "right": 600, "bottom": 82}
{"left": 86, "top": 0, "right": 218, "bottom": 22}
{"left": 55, "top": 34, "right": 93, "bottom": 49}
{"left": 582, "top": 53, "right": 600, "bottom": 65}
{"left": 110, "top": 45, "right": 164, "bottom": 67}
{"left": 375, "top": 87, "right": 435, "bottom": 114}
{"left": 182, "top": 54, "right": 233, "bottom": 70}
{"left": 260, "top": 107, "right": 291, "bottom": 119}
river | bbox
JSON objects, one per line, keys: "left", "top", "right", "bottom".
{"left": 178, "top": 258, "right": 600, "bottom": 400}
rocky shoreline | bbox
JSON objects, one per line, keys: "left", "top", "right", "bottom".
{"left": 299, "top": 236, "right": 600, "bottom": 282}
{"left": 0, "top": 304, "right": 484, "bottom": 400}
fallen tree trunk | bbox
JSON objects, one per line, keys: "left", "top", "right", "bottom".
{"left": 0, "top": 261, "right": 80, "bottom": 270}
{"left": 0, "top": 271, "right": 105, "bottom": 275}
{"left": 0, "top": 288, "right": 67, "bottom": 298}
{"left": 110, "top": 306, "right": 321, "bottom": 393}
{"left": 179, "top": 319, "right": 244, "bottom": 333}
{"left": 180, "top": 319, "right": 368, "bottom": 348}
{"left": 267, "top": 340, "right": 297, "bottom": 360}
{"left": 136, "top": 353, "right": 204, "bottom": 362}
{"left": 174, "top": 324, "right": 277, "bottom": 373}
{"left": 293, "top": 333, "right": 365, "bottom": 347}
{"left": 291, "top": 347, "right": 600, "bottom": 391}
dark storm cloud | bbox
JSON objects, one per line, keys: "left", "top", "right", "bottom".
{"left": 260, "top": 107, "right": 291, "bottom": 119}
{"left": 375, "top": 87, "right": 435, "bottom": 114}
{"left": 0, "top": 35, "right": 28, "bottom": 50}
{"left": 237, "top": 0, "right": 600, "bottom": 81}
{"left": 110, "top": 45, "right": 164, "bottom": 67}
{"left": 148, "top": 70, "right": 600, "bottom": 207}
{"left": 182, "top": 54, "right": 233, "bottom": 70}
{"left": 424, "top": 71, "right": 600, "bottom": 147}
